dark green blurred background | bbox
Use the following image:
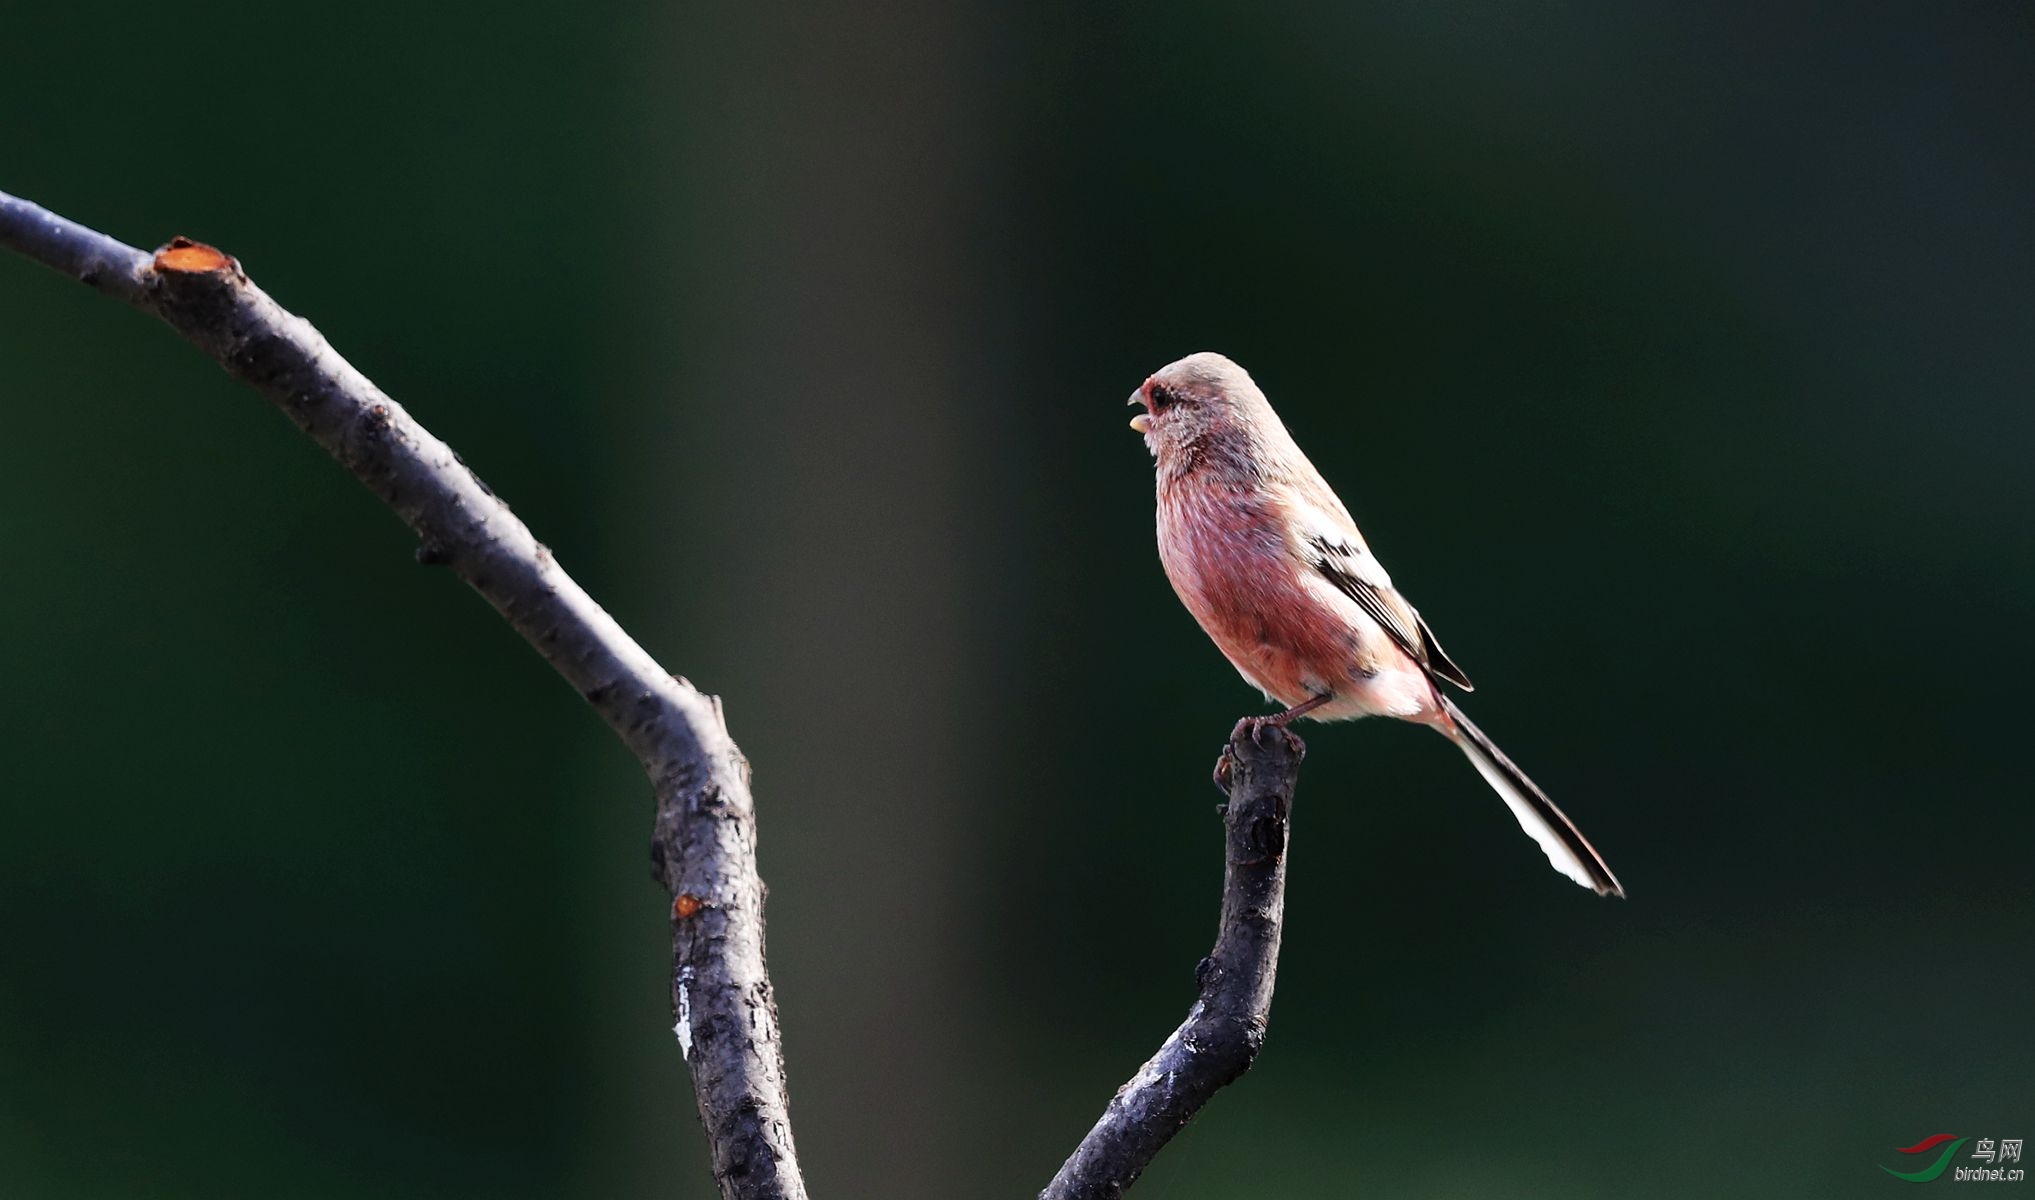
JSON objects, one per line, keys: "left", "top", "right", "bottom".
{"left": 3, "top": 2, "right": 2029, "bottom": 1196}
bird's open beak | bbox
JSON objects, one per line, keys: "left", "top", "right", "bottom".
{"left": 1127, "top": 386, "right": 1152, "bottom": 433}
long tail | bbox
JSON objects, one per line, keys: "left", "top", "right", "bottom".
{"left": 1439, "top": 697, "right": 1624, "bottom": 898}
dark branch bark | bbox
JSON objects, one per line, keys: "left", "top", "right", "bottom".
{"left": 0, "top": 189, "right": 806, "bottom": 1200}
{"left": 1040, "top": 723, "right": 1305, "bottom": 1200}
{"left": 5, "top": 184, "right": 1321, "bottom": 1200}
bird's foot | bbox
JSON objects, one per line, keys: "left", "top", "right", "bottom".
{"left": 1228, "top": 714, "right": 1306, "bottom": 755}
{"left": 1230, "top": 693, "right": 1328, "bottom": 748}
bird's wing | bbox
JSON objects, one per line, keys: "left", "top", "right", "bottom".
{"left": 1292, "top": 500, "right": 1474, "bottom": 692}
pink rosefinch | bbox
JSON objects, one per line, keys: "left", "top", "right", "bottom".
{"left": 1130, "top": 352, "right": 1623, "bottom": 897}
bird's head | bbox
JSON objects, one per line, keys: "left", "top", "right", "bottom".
{"left": 1128, "top": 351, "right": 1267, "bottom": 465}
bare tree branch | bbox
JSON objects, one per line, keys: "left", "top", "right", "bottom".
{"left": 1040, "top": 724, "right": 1304, "bottom": 1200}
{"left": 0, "top": 188, "right": 806, "bottom": 1200}
{"left": 4, "top": 185, "right": 1320, "bottom": 1200}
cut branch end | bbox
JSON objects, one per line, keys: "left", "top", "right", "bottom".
{"left": 152, "top": 237, "right": 237, "bottom": 276}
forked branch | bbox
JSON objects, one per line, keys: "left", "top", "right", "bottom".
{"left": 4, "top": 187, "right": 1310, "bottom": 1200}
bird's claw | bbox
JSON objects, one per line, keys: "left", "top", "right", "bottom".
{"left": 1229, "top": 714, "right": 1306, "bottom": 756}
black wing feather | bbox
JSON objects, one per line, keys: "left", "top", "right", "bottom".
{"left": 1308, "top": 537, "right": 1475, "bottom": 692}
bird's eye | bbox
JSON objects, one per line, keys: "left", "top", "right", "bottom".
{"left": 1148, "top": 383, "right": 1180, "bottom": 412}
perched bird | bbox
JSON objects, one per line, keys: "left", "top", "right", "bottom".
{"left": 1130, "top": 351, "right": 1623, "bottom": 897}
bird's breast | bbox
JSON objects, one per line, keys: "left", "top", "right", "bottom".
{"left": 1155, "top": 481, "right": 1372, "bottom": 707}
